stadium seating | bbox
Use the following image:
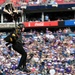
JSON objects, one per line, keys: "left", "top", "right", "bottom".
{"left": 0, "top": 0, "right": 75, "bottom": 7}
{"left": 0, "top": 0, "right": 6, "bottom": 5}
{"left": 55, "top": 0, "right": 75, "bottom": 4}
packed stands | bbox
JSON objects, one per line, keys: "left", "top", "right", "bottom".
{"left": 12, "top": 0, "right": 75, "bottom": 6}
{"left": 20, "top": 0, "right": 75, "bottom": 6}
{"left": 0, "top": 28, "right": 75, "bottom": 75}
{"left": 55, "top": 0, "right": 75, "bottom": 4}
{"left": 0, "top": 0, "right": 75, "bottom": 6}
{"left": 0, "top": 0, "right": 75, "bottom": 75}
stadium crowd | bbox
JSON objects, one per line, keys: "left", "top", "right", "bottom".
{"left": 10, "top": 0, "right": 75, "bottom": 6}
{"left": 0, "top": 27, "right": 75, "bottom": 75}
{"left": 0, "top": 0, "right": 75, "bottom": 7}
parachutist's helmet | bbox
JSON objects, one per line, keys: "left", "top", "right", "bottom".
{"left": 18, "top": 23, "right": 25, "bottom": 29}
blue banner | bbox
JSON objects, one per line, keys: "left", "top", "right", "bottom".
{"left": 65, "top": 20, "right": 75, "bottom": 26}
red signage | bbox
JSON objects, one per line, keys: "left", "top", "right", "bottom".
{"left": 23, "top": 21, "right": 58, "bottom": 27}
{"left": 23, "top": 22, "right": 50, "bottom": 27}
{"left": 50, "top": 21, "right": 58, "bottom": 26}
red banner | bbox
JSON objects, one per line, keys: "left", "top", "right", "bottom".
{"left": 50, "top": 21, "right": 58, "bottom": 26}
{"left": 23, "top": 21, "right": 58, "bottom": 27}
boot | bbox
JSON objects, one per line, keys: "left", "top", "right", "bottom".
{"left": 23, "top": 67, "right": 31, "bottom": 72}
{"left": 15, "top": 66, "right": 23, "bottom": 71}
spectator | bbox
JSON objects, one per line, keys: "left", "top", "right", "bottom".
{"left": 44, "top": 14, "right": 49, "bottom": 21}
{"left": 0, "top": 27, "right": 75, "bottom": 74}
{"left": 49, "top": 66, "right": 56, "bottom": 75}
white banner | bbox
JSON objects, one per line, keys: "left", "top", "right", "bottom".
{"left": 0, "top": 24, "right": 15, "bottom": 28}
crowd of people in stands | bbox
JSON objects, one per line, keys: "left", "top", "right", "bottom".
{"left": 0, "top": 0, "right": 75, "bottom": 6}
{"left": 0, "top": 27, "right": 75, "bottom": 75}
{"left": 11, "top": 0, "right": 75, "bottom": 6}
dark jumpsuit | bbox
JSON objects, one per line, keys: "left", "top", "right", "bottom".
{"left": 4, "top": 28, "right": 27, "bottom": 69}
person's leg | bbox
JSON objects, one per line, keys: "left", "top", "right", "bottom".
{"left": 18, "top": 54, "right": 27, "bottom": 68}
{"left": 22, "top": 52, "right": 27, "bottom": 68}
{"left": 12, "top": 43, "right": 26, "bottom": 68}
{"left": 12, "top": 43, "right": 30, "bottom": 72}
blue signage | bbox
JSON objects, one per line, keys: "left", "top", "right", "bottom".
{"left": 65, "top": 20, "right": 75, "bottom": 26}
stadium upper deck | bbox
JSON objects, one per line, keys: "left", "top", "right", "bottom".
{"left": 0, "top": 0, "right": 75, "bottom": 7}
{"left": 0, "top": 0, "right": 75, "bottom": 29}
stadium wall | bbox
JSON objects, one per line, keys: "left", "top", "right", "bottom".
{"left": 0, "top": 20, "right": 75, "bottom": 29}
{"left": 23, "top": 20, "right": 75, "bottom": 28}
